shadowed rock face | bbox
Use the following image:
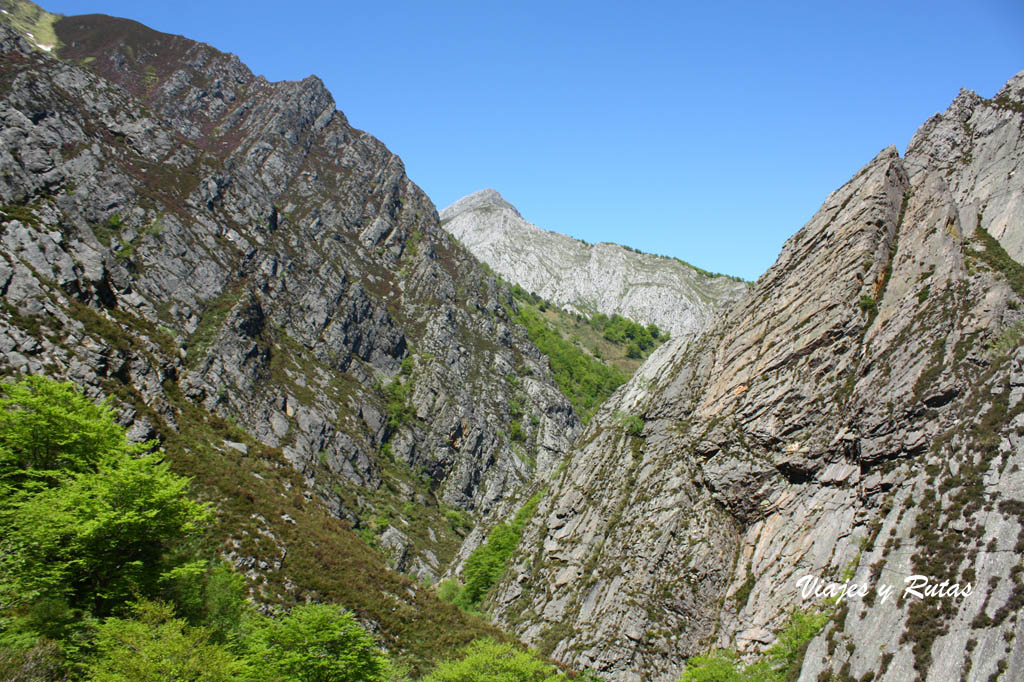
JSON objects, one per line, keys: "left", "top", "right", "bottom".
{"left": 493, "top": 75, "right": 1024, "bottom": 682}
{"left": 0, "top": 11, "right": 579, "bottom": 599}
{"left": 440, "top": 188, "right": 749, "bottom": 340}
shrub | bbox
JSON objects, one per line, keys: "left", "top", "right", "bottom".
{"left": 421, "top": 638, "right": 561, "bottom": 682}
{"left": 618, "top": 413, "right": 644, "bottom": 437}
{"left": 678, "top": 608, "right": 828, "bottom": 682}
{"left": 245, "top": 604, "right": 391, "bottom": 682}
{"left": 86, "top": 600, "right": 243, "bottom": 682}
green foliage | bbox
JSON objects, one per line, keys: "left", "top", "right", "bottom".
{"left": 421, "top": 638, "right": 562, "bottom": 682}
{"left": 384, "top": 376, "right": 415, "bottom": 430}
{"left": 444, "top": 508, "right": 471, "bottom": 531}
{"left": 617, "top": 413, "right": 644, "bottom": 436}
{"left": 0, "top": 637, "right": 66, "bottom": 682}
{"left": 0, "top": 376, "right": 209, "bottom": 661}
{"left": 508, "top": 396, "right": 524, "bottom": 417}
{"left": 765, "top": 610, "right": 829, "bottom": 678}
{"left": 162, "top": 560, "right": 249, "bottom": 644}
{"left": 509, "top": 302, "right": 627, "bottom": 422}
{"left": 451, "top": 493, "right": 542, "bottom": 611}
{"left": 857, "top": 295, "right": 876, "bottom": 313}
{"left": 989, "top": 322, "right": 1024, "bottom": 358}
{"left": 0, "top": 448, "right": 210, "bottom": 619}
{"left": 679, "top": 650, "right": 748, "bottom": 682}
{"left": 973, "top": 227, "right": 1024, "bottom": 297}
{"left": 677, "top": 609, "right": 828, "bottom": 682}
{"left": 245, "top": 603, "right": 391, "bottom": 682}
{"left": 400, "top": 354, "right": 415, "bottom": 376}
{"left": 85, "top": 600, "right": 244, "bottom": 682}
{"left": 0, "top": 375, "right": 142, "bottom": 493}
{"left": 594, "top": 313, "right": 655, "bottom": 351}
{"left": 437, "top": 579, "right": 462, "bottom": 604}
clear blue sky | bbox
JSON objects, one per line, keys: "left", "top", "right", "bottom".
{"left": 43, "top": 1, "right": 1023, "bottom": 280}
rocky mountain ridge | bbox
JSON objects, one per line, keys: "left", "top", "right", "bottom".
{"left": 440, "top": 188, "right": 749, "bottom": 340}
{"left": 3, "top": 2, "right": 1024, "bottom": 679}
{"left": 490, "top": 74, "right": 1024, "bottom": 682}
{"left": 0, "top": 6, "right": 577, "bottom": 667}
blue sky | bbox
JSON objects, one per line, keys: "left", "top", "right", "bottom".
{"left": 43, "top": 1, "right": 1023, "bottom": 280}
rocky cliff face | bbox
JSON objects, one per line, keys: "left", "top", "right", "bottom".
{"left": 0, "top": 8, "right": 578, "bottom": 661}
{"left": 440, "top": 189, "right": 749, "bottom": 339}
{"left": 493, "top": 74, "right": 1024, "bottom": 682}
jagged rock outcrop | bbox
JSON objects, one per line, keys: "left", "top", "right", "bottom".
{"left": 493, "top": 73, "right": 1024, "bottom": 682}
{"left": 0, "top": 4, "right": 577, "bottom": 628}
{"left": 440, "top": 189, "right": 748, "bottom": 339}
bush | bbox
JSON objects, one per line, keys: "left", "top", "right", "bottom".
{"left": 245, "top": 604, "right": 391, "bottom": 682}
{"left": 678, "top": 609, "right": 828, "bottom": 682}
{"left": 421, "top": 638, "right": 561, "bottom": 682}
{"left": 618, "top": 413, "right": 644, "bottom": 437}
{"left": 86, "top": 600, "right": 244, "bottom": 682}
{"left": 383, "top": 377, "right": 415, "bottom": 430}
{"left": 437, "top": 578, "right": 462, "bottom": 604}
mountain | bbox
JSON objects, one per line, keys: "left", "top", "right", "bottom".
{"left": 3, "top": 1, "right": 1024, "bottom": 680}
{"left": 0, "top": 5, "right": 578, "bottom": 669}
{"left": 490, "top": 74, "right": 1024, "bottom": 681}
{"left": 440, "top": 189, "right": 749, "bottom": 339}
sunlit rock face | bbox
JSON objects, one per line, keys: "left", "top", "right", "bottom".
{"left": 492, "top": 73, "right": 1024, "bottom": 682}
{"left": 441, "top": 188, "right": 749, "bottom": 341}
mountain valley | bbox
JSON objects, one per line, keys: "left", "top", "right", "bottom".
{"left": 0, "top": 2, "right": 1022, "bottom": 681}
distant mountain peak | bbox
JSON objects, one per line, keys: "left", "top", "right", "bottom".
{"left": 440, "top": 188, "right": 521, "bottom": 220}
{"left": 440, "top": 189, "right": 748, "bottom": 338}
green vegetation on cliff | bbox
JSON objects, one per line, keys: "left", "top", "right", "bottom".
{"left": 508, "top": 285, "right": 667, "bottom": 422}
{"left": 442, "top": 492, "right": 543, "bottom": 612}
{"left": 678, "top": 609, "right": 829, "bottom": 682}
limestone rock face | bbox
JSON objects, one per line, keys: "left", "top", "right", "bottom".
{"left": 904, "top": 71, "right": 1024, "bottom": 262}
{"left": 0, "top": 12, "right": 577, "bottom": 594}
{"left": 493, "top": 79, "right": 1024, "bottom": 682}
{"left": 440, "top": 189, "right": 749, "bottom": 339}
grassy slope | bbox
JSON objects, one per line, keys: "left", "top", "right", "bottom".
{"left": 0, "top": 0, "right": 60, "bottom": 49}
{"left": 63, "top": 306, "right": 505, "bottom": 676}
{"left": 508, "top": 287, "right": 666, "bottom": 422}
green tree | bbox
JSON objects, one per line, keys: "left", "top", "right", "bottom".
{"left": 0, "top": 376, "right": 142, "bottom": 494}
{"left": 678, "top": 651, "right": 747, "bottom": 682}
{"left": 0, "top": 376, "right": 211, "bottom": 656}
{"left": 163, "top": 560, "right": 250, "bottom": 644}
{"left": 421, "top": 639, "right": 562, "bottom": 682}
{"left": 0, "top": 450, "right": 210, "bottom": 618}
{"left": 245, "top": 603, "right": 391, "bottom": 682}
{"left": 765, "top": 609, "right": 829, "bottom": 678}
{"left": 453, "top": 492, "right": 542, "bottom": 611}
{"left": 86, "top": 600, "right": 244, "bottom": 682}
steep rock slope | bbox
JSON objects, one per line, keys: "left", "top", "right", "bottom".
{"left": 0, "top": 11, "right": 577, "bottom": 666}
{"left": 440, "top": 189, "right": 748, "bottom": 339}
{"left": 493, "top": 74, "right": 1024, "bottom": 682}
